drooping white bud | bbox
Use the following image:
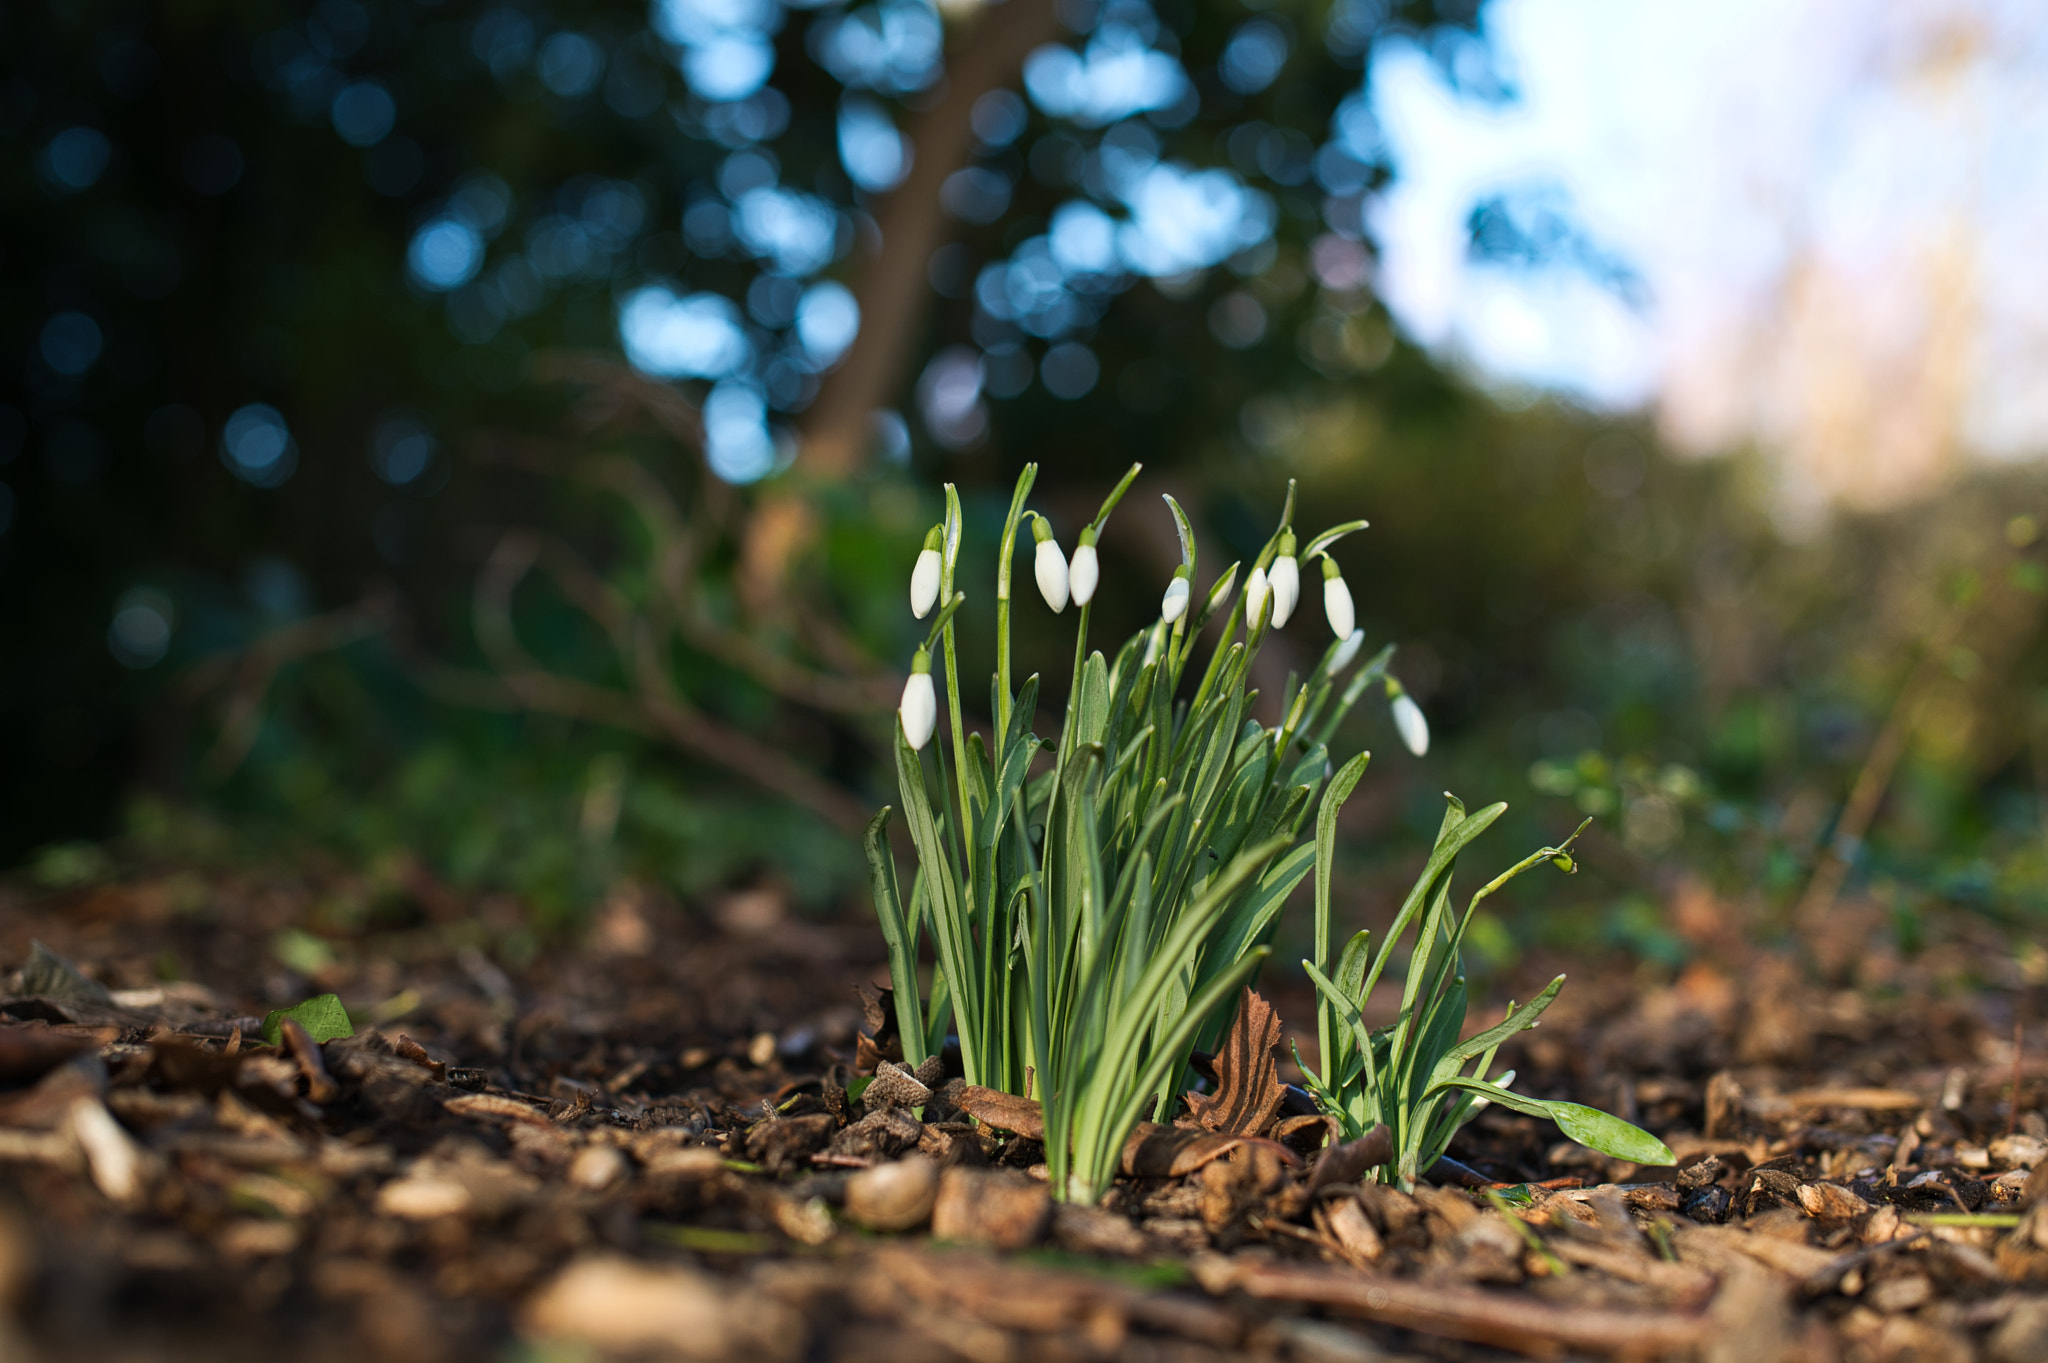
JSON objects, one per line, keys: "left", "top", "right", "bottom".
{"left": 1268, "top": 540, "right": 1300, "bottom": 627}
{"left": 1244, "top": 564, "right": 1270, "bottom": 626}
{"left": 1068, "top": 526, "right": 1099, "bottom": 605}
{"left": 900, "top": 651, "right": 937, "bottom": 750}
{"left": 1032, "top": 533, "right": 1069, "bottom": 613}
{"left": 1392, "top": 692, "right": 1429, "bottom": 757}
{"left": 1330, "top": 628, "right": 1365, "bottom": 674}
{"left": 1160, "top": 570, "right": 1190, "bottom": 624}
{"left": 1321, "top": 556, "right": 1355, "bottom": 638}
{"left": 909, "top": 527, "right": 943, "bottom": 619}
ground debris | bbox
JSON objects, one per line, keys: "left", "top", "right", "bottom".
{"left": 930, "top": 1165, "right": 1051, "bottom": 1248}
{"left": 7, "top": 862, "right": 2048, "bottom": 1362}
{"left": 525, "top": 1254, "right": 806, "bottom": 1360}
{"left": 1181, "top": 986, "right": 1288, "bottom": 1137}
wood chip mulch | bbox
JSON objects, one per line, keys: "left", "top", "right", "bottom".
{"left": 2, "top": 863, "right": 2046, "bottom": 1361}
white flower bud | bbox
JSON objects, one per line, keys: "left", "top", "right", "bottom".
{"left": 1269, "top": 554, "right": 1300, "bottom": 627}
{"left": 1322, "top": 559, "right": 1355, "bottom": 639}
{"left": 1069, "top": 539, "right": 1099, "bottom": 606}
{"left": 1330, "top": 628, "right": 1365, "bottom": 674}
{"left": 909, "top": 545, "right": 942, "bottom": 620}
{"left": 899, "top": 653, "right": 937, "bottom": 750}
{"left": 1392, "top": 693, "right": 1429, "bottom": 757}
{"left": 1160, "top": 573, "right": 1190, "bottom": 624}
{"left": 1244, "top": 564, "right": 1270, "bottom": 626}
{"left": 1143, "top": 621, "right": 1165, "bottom": 665}
{"left": 1034, "top": 538, "right": 1070, "bottom": 613}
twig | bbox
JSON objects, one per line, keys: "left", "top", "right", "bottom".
{"left": 183, "top": 593, "right": 397, "bottom": 777}
{"left": 413, "top": 657, "right": 867, "bottom": 832}
{"left": 735, "top": 0, "right": 1064, "bottom": 608}
{"left": 464, "top": 528, "right": 870, "bottom": 829}
{"left": 528, "top": 349, "right": 706, "bottom": 454}
{"left": 1212, "top": 1261, "right": 1704, "bottom": 1358}
{"left": 1793, "top": 595, "right": 1971, "bottom": 927}
{"left": 1485, "top": 1191, "right": 1569, "bottom": 1277}
{"left": 2011, "top": 1017, "right": 2025, "bottom": 1139}
{"left": 793, "top": 0, "right": 1062, "bottom": 480}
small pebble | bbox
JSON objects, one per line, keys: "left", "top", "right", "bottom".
{"left": 844, "top": 1158, "right": 939, "bottom": 1232}
{"left": 569, "top": 1145, "right": 628, "bottom": 1191}
{"left": 930, "top": 1166, "right": 1049, "bottom": 1249}
{"left": 747, "top": 1032, "right": 777, "bottom": 1068}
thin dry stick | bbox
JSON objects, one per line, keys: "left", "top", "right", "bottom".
{"left": 463, "top": 532, "right": 870, "bottom": 830}
{"left": 184, "top": 594, "right": 397, "bottom": 777}
{"left": 734, "top": 0, "right": 1063, "bottom": 610}
{"left": 475, "top": 443, "right": 896, "bottom": 715}
{"left": 1221, "top": 1261, "right": 1704, "bottom": 1358}
{"left": 1793, "top": 597, "right": 1972, "bottom": 928}
{"left": 2010, "top": 1016, "right": 2024, "bottom": 1139}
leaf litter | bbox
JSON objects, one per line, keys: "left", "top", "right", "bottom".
{"left": 1, "top": 863, "right": 2047, "bottom": 1361}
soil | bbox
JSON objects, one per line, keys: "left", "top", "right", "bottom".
{"left": 2, "top": 855, "right": 2046, "bottom": 1362}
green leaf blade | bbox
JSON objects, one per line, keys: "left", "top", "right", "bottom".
{"left": 261, "top": 993, "right": 354, "bottom": 1045}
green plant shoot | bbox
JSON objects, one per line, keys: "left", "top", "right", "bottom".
{"left": 866, "top": 467, "right": 1395, "bottom": 1202}
{"left": 1295, "top": 788, "right": 1674, "bottom": 1188}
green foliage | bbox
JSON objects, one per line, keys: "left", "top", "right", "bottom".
{"left": 868, "top": 466, "right": 1403, "bottom": 1202}
{"left": 1297, "top": 794, "right": 1672, "bottom": 1188}
{"left": 29, "top": 843, "right": 115, "bottom": 890}
{"left": 261, "top": 993, "right": 354, "bottom": 1046}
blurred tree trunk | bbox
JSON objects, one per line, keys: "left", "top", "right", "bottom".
{"left": 739, "top": 0, "right": 1062, "bottom": 612}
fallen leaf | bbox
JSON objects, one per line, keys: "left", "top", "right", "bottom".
{"left": 1180, "top": 987, "right": 1285, "bottom": 1137}
{"left": 1795, "top": 1181, "right": 1869, "bottom": 1220}
{"left": 0, "top": 1022, "right": 95, "bottom": 1086}
{"left": 1120, "top": 1122, "right": 1301, "bottom": 1179}
{"left": 17, "top": 941, "right": 112, "bottom": 1006}
{"left": 260, "top": 993, "right": 353, "bottom": 1046}
{"left": 1122, "top": 1123, "right": 1248, "bottom": 1178}
{"left": 956, "top": 1085, "right": 1044, "bottom": 1139}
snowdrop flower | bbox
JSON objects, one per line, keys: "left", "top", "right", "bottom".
{"left": 1142, "top": 620, "right": 1165, "bottom": 666}
{"left": 1160, "top": 566, "right": 1191, "bottom": 624}
{"left": 1268, "top": 533, "right": 1300, "bottom": 627}
{"left": 1329, "top": 628, "right": 1365, "bottom": 674}
{"left": 1243, "top": 563, "right": 1270, "bottom": 626}
{"left": 900, "top": 648, "right": 937, "bottom": 750}
{"left": 1387, "top": 680, "right": 1429, "bottom": 756}
{"left": 1321, "top": 556, "right": 1355, "bottom": 638}
{"left": 1068, "top": 527, "right": 1100, "bottom": 606}
{"left": 909, "top": 526, "right": 943, "bottom": 619}
{"left": 1029, "top": 515, "right": 1069, "bottom": 613}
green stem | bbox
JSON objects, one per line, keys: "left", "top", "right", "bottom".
{"left": 995, "top": 465, "right": 1038, "bottom": 741}
{"left": 940, "top": 484, "right": 972, "bottom": 880}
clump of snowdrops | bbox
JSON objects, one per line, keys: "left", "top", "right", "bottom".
{"left": 865, "top": 466, "right": 1667, "bottom": 1201}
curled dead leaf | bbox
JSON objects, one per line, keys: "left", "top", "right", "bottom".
{"left": 1181, "top": 988, "right": 1285, "bottom": 1137}
{"left": 955, "top": 1086, "right": 1044, "bottom": 1139}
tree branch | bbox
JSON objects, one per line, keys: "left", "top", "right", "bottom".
{"left": 798, "top": 0, "right": 1063, "bottom": 477}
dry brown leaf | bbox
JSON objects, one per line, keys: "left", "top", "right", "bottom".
{"left": 1180, "top": 987, "right": 1285, "bottom": 1137}
{"left": 1121, "top": 1123, "right": 1245, "bottom": 1178}
{"left": 954, "top": 1085, "right": 1044, "bottom": 1139}
{"left": 1795, "top": 1181, "right": 1869, "bottom": 1220}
